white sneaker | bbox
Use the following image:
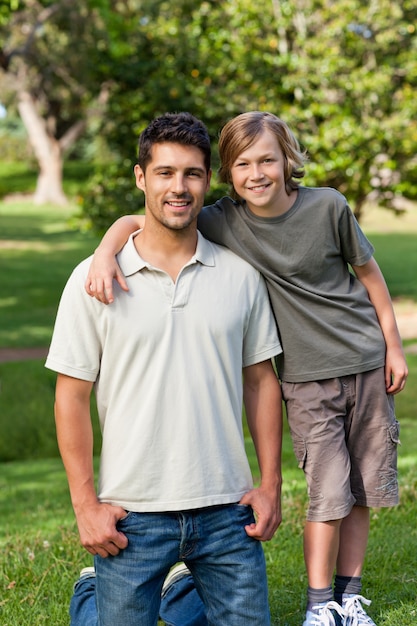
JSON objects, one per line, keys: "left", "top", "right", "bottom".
{"left": 79, "top": 566, "right": 96, "bottom": 578}
{"left": 342, "top": 595, "right": 376, "bottom": 625}
{"left": 73, "top": 566, "right": 96, "bottom": 592}
{"left": 303, "top": 601, "right": 346, "bottom": 626}
{"left": 161, "top": 563, "right": 191, "bottom": 595}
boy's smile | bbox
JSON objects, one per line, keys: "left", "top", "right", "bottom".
{"left": 231, "top": 129, "right": 297, "bottom": 217}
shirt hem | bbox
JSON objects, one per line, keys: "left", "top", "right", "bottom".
{"left": 100, "top": 492, "right": 250, "bottom": 512}
{"left": 280, "top": 358, "right": 386, "bottom": 383}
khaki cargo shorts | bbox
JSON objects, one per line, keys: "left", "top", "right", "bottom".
{"left": 282, "top": 367, "right": 400, "bottom": 522}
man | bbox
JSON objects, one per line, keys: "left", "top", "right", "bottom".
{"left": 46, "top": 112, "right": 283, "bottom": 626}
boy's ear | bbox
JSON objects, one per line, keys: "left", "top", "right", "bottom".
{"left": 134, "top": 164, "right": 146, "bottom": 192}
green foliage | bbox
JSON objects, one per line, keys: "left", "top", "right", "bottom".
{"left": 0, "top": 114, "right": 31, "bottom": 162}
{"left": 78, "top": 0, "right": 417, "bottom": 228}
{"left": 81, "top": 160, "right": 144, "bottom": 234}
{"left": 1, "top": 1, "right": 417, "bottom": 228}
{"left": 0, "top": 0, "right": 20, "bottom": 26}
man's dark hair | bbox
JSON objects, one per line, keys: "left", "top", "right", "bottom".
{"left": 138, "top": 112, "right": 211, "bottom": 173}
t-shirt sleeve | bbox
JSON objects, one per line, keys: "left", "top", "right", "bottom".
{"left": 339, "top": 201, "right": 375, "bottom": 266}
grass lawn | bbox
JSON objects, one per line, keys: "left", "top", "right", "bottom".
{"left": 0, "top": 199, "right": 100, "bottom": 348}
{"left": 1, "top": 387, "right": 417, "bottom": 625}
{"left": 1, "top": 190, "right": 417, "bottom": 624}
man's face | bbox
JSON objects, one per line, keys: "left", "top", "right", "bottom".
{"left": 134, "top": 143, "right": 211, "bottom": 232}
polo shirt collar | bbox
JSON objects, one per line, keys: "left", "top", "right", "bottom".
{"left": 118, "top": 229, "right": 216, "bottom": 277}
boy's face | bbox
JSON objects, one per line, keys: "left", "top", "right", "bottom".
{"left": 230, "top": 129, "right": 295, "bottom": 217}
{"left": 134, "top": 142, "right": 211, "bottom": 232}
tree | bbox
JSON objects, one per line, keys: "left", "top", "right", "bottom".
{"left": 2, "top": 1, "right": 416, "bottom": 219}
{"left": 0, "top": 0, "right": 113, "bottom": 204}
{"left": 80, "top": 0, "right": 417, "bottom": 230}
{"left": 276, "top": 0, "right": 417, "bottom": 219}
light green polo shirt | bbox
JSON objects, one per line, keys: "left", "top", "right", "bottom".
{"left": 46, "top": 232, "right": 281, "bottom": 512}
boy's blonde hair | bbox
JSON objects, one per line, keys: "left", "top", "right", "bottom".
{"left": 218, "top": 112, "right": 307, "bottom": 200}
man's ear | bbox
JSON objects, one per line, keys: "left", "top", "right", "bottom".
{"left": 206, "top": 168, "right": 212, "bottom": 192}
{"left": 134, "top": 164, "right": 146, "bottom": 192}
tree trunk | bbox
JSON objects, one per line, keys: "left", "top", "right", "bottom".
{"left": 17, "top": 90, "right": 68, "bottom": 206}
{"left": 33, "top": 142, "right": 67, "bottom": 206}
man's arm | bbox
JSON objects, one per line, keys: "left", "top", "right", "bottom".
{"left": 240, "top": 359, "right": 282, "bottom": 541}
{"left": 85, "top": 214, "right": 145, "bottom": 304}
{"left": 352, "top": 257, "right": 408, "bottom": 394}
{"left": 55, "top": 373, "right": 128, "bottom": 557}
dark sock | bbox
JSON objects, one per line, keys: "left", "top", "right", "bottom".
{"left": 334, "top": 575, "right": 362, "bottom": 604}
{"left": 306, "top": 585, "right": 333, "bottom": 611}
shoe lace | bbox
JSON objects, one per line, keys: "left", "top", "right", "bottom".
{"left": 343, "top": 595, "right": 374, "bottom": 625}
{"left": 310, "top": 601, "right": 347, "bottom": 626}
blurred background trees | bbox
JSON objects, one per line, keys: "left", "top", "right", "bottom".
{"left": 1, "top": 0, "right": 416, "bottom": 229}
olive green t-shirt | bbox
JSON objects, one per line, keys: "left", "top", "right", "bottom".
{"left": 198, "top": 186, "right": 386, "bottom": 382}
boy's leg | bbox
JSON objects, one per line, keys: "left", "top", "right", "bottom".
{"left": 282, "top": 377, "right": 356, "bottom": 624}
{"left": 335, "top": 368, "right": 399, "bottom": 624}
{"left": 304, "top": 519, "right": 341, "bottom": 589}
{"left": 302, "top": 520, "right": 348, "bottom": 625}
{"left": 284, "top": 368, "right": 395, "bottom": 625}
{"left": 336, "top": 505, "right": 370, "bottom": 576}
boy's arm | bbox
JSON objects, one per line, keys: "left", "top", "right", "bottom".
{"left": 352, "top": 257, "right": 408, "bottom": 394}
{"left": 85, "top": 215, "right": 145, "bottom": 304}
{"left": 55, "top": 373, "right": 128, "bottom": 556}
{"left": 240, "top": 359, "right": 283, "bottom": 541}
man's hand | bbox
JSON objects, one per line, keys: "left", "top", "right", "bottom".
{"left": 75, "top": 501, "right": 129, "bottom": 558}
{"left": 239, "top": 486, "right": 282, "bottom": 542}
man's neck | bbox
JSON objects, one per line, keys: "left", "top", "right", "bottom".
{"left": 133, "top": 224, "right": 198, "bottom": 282}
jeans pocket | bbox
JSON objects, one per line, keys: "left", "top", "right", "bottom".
{"left": 230, "top": 503, "right": 255, "bottom": 526}
{"left": 116, "top": 510, "right": 133, "bottom": 528}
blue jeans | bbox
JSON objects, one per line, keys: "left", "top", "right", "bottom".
{"left": 70, "top": 504, "right": 270, "bottom": 626}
